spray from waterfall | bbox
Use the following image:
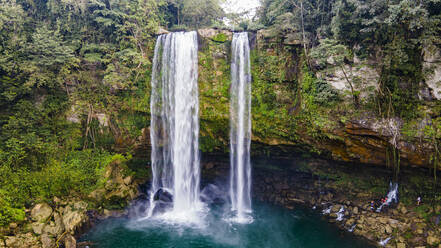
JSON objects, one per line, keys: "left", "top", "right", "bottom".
{"left": 147, "top": 31, "right": 202, "bottom": 221}
{"left": 229, "top": 32, "right": 252, "bottom": 223}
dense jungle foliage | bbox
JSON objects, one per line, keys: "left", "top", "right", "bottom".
{"left": 1, "top": 0, "right": 441, "bottom": 226}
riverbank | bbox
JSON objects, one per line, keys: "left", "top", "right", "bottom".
{"left": 249, "top": 157, "right": 441, "bottom": 248}
{"left": 0, "top": 160, "right": 142, "bottom": 248}
{"left": 2, "top": 154, "right": 440, "bottom": 248}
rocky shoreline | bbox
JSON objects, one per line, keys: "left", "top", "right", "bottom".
{"left": 2, "top": 155, "right": 440, "bottom": 248}
{"left": 250, "top": 157, "right": 441, "bottom": 248}
{"left": 0, "top": 161, "right": 141, "bottom": 248}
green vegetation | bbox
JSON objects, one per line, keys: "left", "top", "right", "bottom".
{"left": 0, "top": 0, "right": 164, "bottom": 226}
{"left": 258, "top": 0, "right": 441, "bottom": 119}
{"left": 1, "top": 0, "right": 441, "bottom": 228}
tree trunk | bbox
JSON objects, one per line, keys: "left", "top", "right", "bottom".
{"left": 340, "top": 65, "right": 359, "bottom": 107}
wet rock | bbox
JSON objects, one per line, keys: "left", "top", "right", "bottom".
{"left": 346, "top": 218, "right": 355, "bottom": 226}
{"left": 31, "top": 203, "right": 53, "bottom": 222}
{"left": 200, "top": 184, "right": 227, "bottom": 205}
{"left": 153, "top": 188, "right": 173, "bottom": 202}
{"left": 331, "top": 205, "right": 342, "bottom": 213}
{"left": 103, "top": 209, "right": 126, "bottom": 218}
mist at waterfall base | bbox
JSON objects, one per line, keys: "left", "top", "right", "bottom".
{"left": 81, "top": 196, "right": 374, "bottom": 248}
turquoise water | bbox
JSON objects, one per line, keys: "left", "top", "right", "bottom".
{"left": 81, "top": 202, "right": 374, "bottom": 248}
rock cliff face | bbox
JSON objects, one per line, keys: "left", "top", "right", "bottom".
{"left": 195, "top": 28, "right": 441, "bottom": 170}
{"left": 66, "top": 28, "right": 440, "bottom": 170}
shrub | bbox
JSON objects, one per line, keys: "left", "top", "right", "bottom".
{"left": 0, "top": 149, "right": 129, "bottom": 226}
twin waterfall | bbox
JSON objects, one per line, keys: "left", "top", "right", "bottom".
{"left": 229, "top": 32, "right": 253, "bottom": 222}
{"left": 148, "top": 31, "right": 252, "bottom": 223}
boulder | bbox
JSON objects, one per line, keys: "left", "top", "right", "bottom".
{"left": 353, "top": 207, "right": 359, "bottom": 215}
{"left": 156, "top": 27, "right": 169, "bottom": 35}
{"left": 64, "top": 234, "right": 76, "bottom": 248}
{"left": 123, "top": 176, "right": 132, "bottom": 185}
{"left": 396, "top": 243, "right": 406, "bottom": 248}
{"left": 53, "top": 212, "right": 64, "bottom": 234}
{"left": 40, "top": 233, "right": 54, "bottom": 248}
{"left": 346, "top": 218, "right": 355, "bottom": 226}
{"left": 331, "top": 205, "right": 342, "bottom": 213}
{"left": 73, "top": 201, "right": 88, "bottom": 211}
{"left": 400, "top": 206, "right": 408, "bottom": 214}
{"left": 43, "top": 221, "right": 63, "bottom": 236}
{"left": 31, "top": 203, "right": 53, "bottom": 222}
{"left": 427, "top": 235, "right": 440, "bottom": 245}
{"left": 89, "top": 188, "right": 106, "bottom": 202}
{"left": 31, "top": 222, "right": 45, "bottom": 235}
{"left": 385, "top": 224, "right": 393, "bottom": 234}
{"left": 153, "top": 188, "right": 173, "bottom": 202}
{"left": 5, "top": 233, "right": 39, "bottom": 248}
{"left": 62, "top": 205, "right": 88, "bottom": 233}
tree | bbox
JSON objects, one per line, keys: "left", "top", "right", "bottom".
{"left": 311, "top": 38, "right": 359, "bottom": 106}
{"left": 181, "top": 0, "right": 225, "bottom": 28}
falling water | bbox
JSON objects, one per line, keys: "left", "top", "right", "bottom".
{"left": 376, "top": 182, "right": 399, "bottom": 212}
{"left": 148, "top": 31, "right": 201, "bottom": 220}
{"left": 229, "top": 32, "right": 252, "bottom": 223}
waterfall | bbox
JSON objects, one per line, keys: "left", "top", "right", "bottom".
{"left": 148, "top": 31, "right": 201, "bottom": 220}
{"left": 376, "top": 182, "right": 399, "bottom": 212}
{"left": 229, "top": 32, "right": 252, "bottom": 222}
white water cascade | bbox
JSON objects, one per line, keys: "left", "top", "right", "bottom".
{"left": 229, "top": 32, "right": 253, "bottom": 223}
{"left": 376, "top": 182, "right": 399, "bottom": 212}
{"left": 148, "top": 31, "right": 202, "bottom": 221}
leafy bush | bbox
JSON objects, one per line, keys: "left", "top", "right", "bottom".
{"left": 0, "top": 190, "right": 25, "bottom": 226}
{"left": 311, "top": 79, "right": 341, "bottom": 105}
{"left": 212, "top": 33, "right": 228, "bottom": 43}
{"left": 0, "top": 149, "right": 129, "bottom": 226}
